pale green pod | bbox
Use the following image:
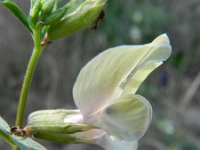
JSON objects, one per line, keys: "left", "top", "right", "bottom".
{"left": 47, "top": 0, "right": 107, "bottom": 40}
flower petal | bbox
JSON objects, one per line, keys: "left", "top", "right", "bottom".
{"left": 121, "top": 34, "right": 171, "bottom": 95}
{"left": 89, "top": 94, "right": 152, "bottom": 141}
{"left": 121, "top": 60, "right": 162, "bottom": 95}
{"left": 94, "top": 134, "right": 138, "bottom": 150}
{"left": 73, "top": 34, "right": 171, "bottom": 117}
{"left": 72, "top": 129, "right": 105, "bottom": 143}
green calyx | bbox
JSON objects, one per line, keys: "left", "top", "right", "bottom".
{"left": 27, "top": 109, "right": 95, "bottom": 143}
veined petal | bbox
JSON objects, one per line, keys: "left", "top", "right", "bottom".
{"left": 121, "top": 34, "right": 171, "bottom": 95}
{"left": 90, "top": 94, "right": 152, "bottom": 141}
{"left": 73, "top": 34, "right": 171, "bottom": 117}
{"left": 72, "top": 129, "right": 138, "bottom": 150}
{"left": 72, "top": 129, "right": 105, "bottom": 143}
{"left": 121, "top": 60, "right": 162, "bottom": 95}
{"left": 94, "top": 134, "right": 138, "bottom": 150}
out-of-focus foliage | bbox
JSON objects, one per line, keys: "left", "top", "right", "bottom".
{"left": 100, "top": 0, "right": 170, "bottom": 45}
{"left": 0, "top": 0, "right": 200, "bottom": 150}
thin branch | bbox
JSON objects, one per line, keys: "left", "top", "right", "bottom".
{"left": 178, "top": 72, "right": 200, "bottom": 111}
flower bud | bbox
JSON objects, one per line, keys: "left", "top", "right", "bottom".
{"left": 29, "top": 0, "right": 42, "bottom": 27}
{"left": 47, "top": 0, "right": 108, "bottom": 40}
{"left": 43, "top": 3, "right": 71, "bottom": 25}
{"left": 40, "top": 0, "right": 55, "bottom": 19}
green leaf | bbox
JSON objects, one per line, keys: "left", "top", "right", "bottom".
{"left": 1, "top": 0, "right": 32, "bottom": 33}
{"left": 0, "top": 116, "right": 47, "bottom": 150}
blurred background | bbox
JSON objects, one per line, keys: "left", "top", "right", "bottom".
{"left": 0, "top": 0, "right": 200, "bottom": 149}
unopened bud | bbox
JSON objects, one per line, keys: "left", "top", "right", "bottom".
{"left": 47, "top": 0, "right": 108, "bottom": 40}
{"left": 43, "top": 3, "right": 71, "bottom": 25}
{"left": 40, "top": 0, "right": 55, "bottom": 19}
{"left": 29, "top": 0, "right": 42, "bottom": 27}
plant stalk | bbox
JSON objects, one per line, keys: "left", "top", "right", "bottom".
{"left": 15, "top": 30, "right": 43, "bottom": 127}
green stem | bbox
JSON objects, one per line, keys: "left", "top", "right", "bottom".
{"left": 15, "top": 30, "right": 43, "bottom": 127}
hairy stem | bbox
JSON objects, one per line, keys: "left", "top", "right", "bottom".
{"left": 15, "top": 30, "right": 43, "bottom": 127}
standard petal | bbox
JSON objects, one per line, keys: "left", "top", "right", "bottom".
{"left": 90, "top": 94, "right": 152, "bottom": 141}
{"left": 121, "top": 60, "right": 162, "bottom": 95}
{"left": 121, "top": 34, "right": 171, "bottom": 95}
{"left": 73, "top": 34, "right": 171, "bottom": 117}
